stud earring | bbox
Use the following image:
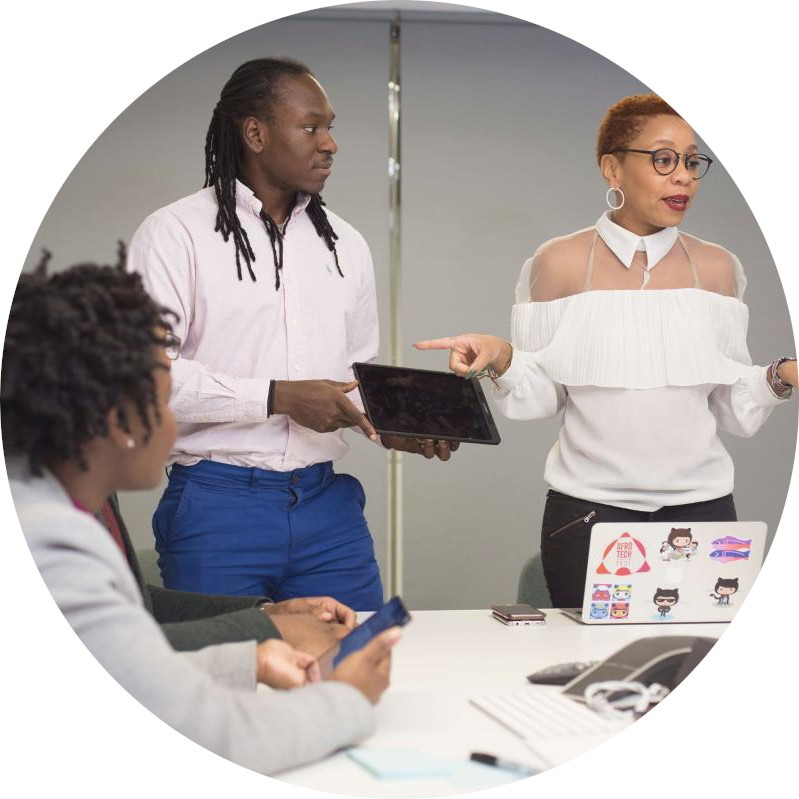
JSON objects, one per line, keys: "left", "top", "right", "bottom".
{"left": 606, "top": 186, "right": 625, "bottom": 210}
{"left": 126, "top": 439, "right": 136, "bottom": 449}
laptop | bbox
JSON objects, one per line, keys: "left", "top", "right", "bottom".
{"left": 560, "top": 521, "right": 767, "bottom": 624}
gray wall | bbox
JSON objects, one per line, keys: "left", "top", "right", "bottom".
{"left": 23, "top": 7, "right": 796, "bottom": 610}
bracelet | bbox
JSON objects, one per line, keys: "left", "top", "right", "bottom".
{"left": 768, "top": 357, "right": 796, "bottom": 399}
{"left": 487, "top": 342, "right": 514, "bottom": 380}
{"left": 267, "top": 379, "right": 276, "bottom": 416}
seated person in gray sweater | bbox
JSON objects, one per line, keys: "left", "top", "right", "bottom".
{"left": 2, "top": 258, "right": 400, "bottom": 775}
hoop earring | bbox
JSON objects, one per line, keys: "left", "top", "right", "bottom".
{"left": 606, "top": 187, "right": 625, "bottom": 211}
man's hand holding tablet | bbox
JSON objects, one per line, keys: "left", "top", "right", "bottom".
{"left": 379, "top": 434, "right": 460, "bottom": 461}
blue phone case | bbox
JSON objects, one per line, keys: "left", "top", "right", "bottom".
{"left": 331, "top": 596, "right": 412, "bottom": 668}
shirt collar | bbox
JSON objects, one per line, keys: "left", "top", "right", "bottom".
{"left": 595, "top": 211, "right": 678, "bottom": 271}
{"left": 234, "top": 179, "right": 312, "bottom": 219}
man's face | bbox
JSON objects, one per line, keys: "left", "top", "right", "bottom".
{"left": 256, "top": 74, "right": 338, "bottom": 195}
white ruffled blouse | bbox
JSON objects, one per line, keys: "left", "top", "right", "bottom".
{"left": 493, "top": 214, "right": 786, "bottom": 512}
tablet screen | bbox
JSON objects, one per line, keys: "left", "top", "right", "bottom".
{"left": 353, "top": 362, "right": 500, "bottom": 444}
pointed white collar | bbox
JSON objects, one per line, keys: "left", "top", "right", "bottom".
{"left": 595, "top": 211, "right": 678, "bottom": 270}
{"left": 234, "top": 179, "right": 312, "bottom": 219}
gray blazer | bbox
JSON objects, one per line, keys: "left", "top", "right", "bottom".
{"left": 9, "top": 462, "right": 375, "bottom": 775}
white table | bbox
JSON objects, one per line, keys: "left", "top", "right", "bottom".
{"left": 278, "top": 609, "right": 724, "bottom": 797}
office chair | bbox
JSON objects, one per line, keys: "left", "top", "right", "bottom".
{"left": 136, "top": 548, "right": 164, "bottom": 588}
{"left": 516, "top": 552, "right": 552, "bottom": 608}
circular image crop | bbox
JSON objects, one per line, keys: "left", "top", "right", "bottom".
{"left": 2, "top": 2, "right": 796, "bottom": 797}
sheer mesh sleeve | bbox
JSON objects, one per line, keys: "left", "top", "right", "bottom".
{"left": 684, "top": 235, "right": 746, "bottom": 299}
{"left": 514, "top": 231, "right": 594, "bottom": 303}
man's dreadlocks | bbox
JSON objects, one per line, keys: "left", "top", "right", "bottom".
{"left": 1, "top": 246, "right": 176, "bottom": 475}
{"left": 203, "top": 57, "right": 343, "bottom": 287}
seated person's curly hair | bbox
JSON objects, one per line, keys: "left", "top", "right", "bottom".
{"left": 596, "top": 93, "right": 680, "bottom": 165}
{"left": 1, "top": 246, "right": 176, "bottom": 475}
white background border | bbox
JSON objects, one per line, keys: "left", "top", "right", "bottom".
{"left": 1, "top": 1, "right": 796, "bottom": 797}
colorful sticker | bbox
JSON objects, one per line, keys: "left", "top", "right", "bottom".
{"left": 589, "top": 603, "right": 609, "bottom": 620}
{"left": 710, "top": 536, "right": 752, "bottom": 564}
{"left": 596, "top": 532, "right": 651, "bottom": 576}
{"left": 612, "top": 584, "right": 633, "bottom": 601}
{"left": 652, "top": 587, "right": 679, "bottom": 621}
{"left": 610, "top": 602, "right": 629, "bottom": 619}
{"left": 709, "top": 577, "right": 740, "bottom": 606}
{"left": 659, "top": 527, "right": 699, "bottom": 562}
{"left": 591, "top": 583, "right": 612, "bottom": 602}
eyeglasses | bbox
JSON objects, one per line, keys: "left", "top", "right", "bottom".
{"left": 163, "top": 331, "right": 181, "bottom": 360}
{"left": 609, "top": 147, "right": 713, "bottom": 179}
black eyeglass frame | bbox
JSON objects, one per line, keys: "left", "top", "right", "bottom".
{"left": 608, "top": 147, "right": 714, "bottom": 179}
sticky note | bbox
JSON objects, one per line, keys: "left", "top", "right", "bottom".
{"left": 347, "top": 748, "right": 454, "bottom": 780}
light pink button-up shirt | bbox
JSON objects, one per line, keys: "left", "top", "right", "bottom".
{"left": 128, "top": 181, "right": 379, "bottom": 470}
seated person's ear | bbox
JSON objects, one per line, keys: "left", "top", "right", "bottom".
{"left": 106, "top": 405, "right": 136, "bottom": 451}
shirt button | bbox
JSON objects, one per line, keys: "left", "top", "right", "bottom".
{"left": 291, "top": 319, "right": 299, "bottom": 327}
{"left": 293, "top": 364, "right": 301, "bottom": 372}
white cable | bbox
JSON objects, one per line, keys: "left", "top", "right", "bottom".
{"left": 583, "top": 681, "right": 670, "bottom": 719}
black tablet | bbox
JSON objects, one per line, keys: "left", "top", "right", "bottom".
{"left": 352, "top": 362, "right": 501, "bottom": 445}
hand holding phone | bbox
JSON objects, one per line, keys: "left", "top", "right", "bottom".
{"left": 318, "top": 596, "right": 412, "bottom": 678}
{"left": 330, "top": 627, "right": 401, "bottom": 704}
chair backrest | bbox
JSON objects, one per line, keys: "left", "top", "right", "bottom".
{"left": 136, "top": 548, "right": 163, "bottom": 588}
{"left": 516, "top": 552, "right": 551, "bottom": 608}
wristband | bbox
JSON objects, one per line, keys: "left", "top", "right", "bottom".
{"left": 267, "top": 379, "right": 276, "bottom": 416}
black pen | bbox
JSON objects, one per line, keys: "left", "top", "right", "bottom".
{"left": 469, "top": 751, "right": 538, "bottom": 777}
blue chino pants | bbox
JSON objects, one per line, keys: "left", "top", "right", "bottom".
{"left": 152, "top": 460, "right": 384, "bottom": 610}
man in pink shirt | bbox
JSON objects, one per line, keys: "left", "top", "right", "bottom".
{"left": 129, "top": 58, "right": 454, "bottom": 610}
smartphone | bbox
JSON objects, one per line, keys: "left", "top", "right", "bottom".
{"left": 317, "top": 596, "right": 412, "bottom": 678}
{"left": 491, "top": 604, "right": 547, "bottom": 625}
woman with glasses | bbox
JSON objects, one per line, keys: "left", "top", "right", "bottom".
{"left": 417, "top": 93, "right": 797, "bottom": 608}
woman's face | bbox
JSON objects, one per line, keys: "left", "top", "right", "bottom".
{"left": 116, "top": 345, "right": 176, "bottom": 491}
{"left": 607, "top": 114, "right": 699, "bottom": 236}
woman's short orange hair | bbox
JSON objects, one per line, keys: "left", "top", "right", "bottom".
{"left": 596, "top": 93, "right": 681, "bottom": 165}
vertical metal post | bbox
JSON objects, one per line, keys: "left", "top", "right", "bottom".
{"left": 387, "top": 15, "right": 402, "bottom": 598}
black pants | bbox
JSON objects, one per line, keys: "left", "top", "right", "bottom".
{"left": 539, "top": 490, "right": 737, "bottom": 609}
